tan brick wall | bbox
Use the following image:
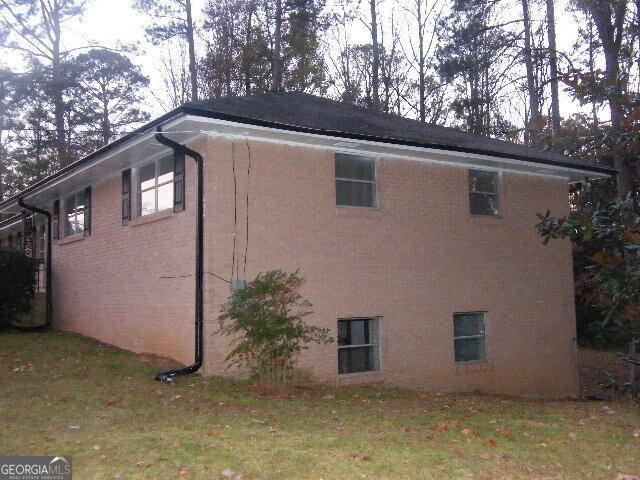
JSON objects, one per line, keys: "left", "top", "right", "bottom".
{"left": 203, "top": 138, "right": 578, "bottom": 399}
{"left": 34, "top": 133, "right": 578, "bottom": 398}
{"left": 49, "top": 138, "right": 209, "bottom": 365}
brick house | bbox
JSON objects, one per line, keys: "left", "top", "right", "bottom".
{"left": 0, "top": 92, "right": 613, "bottom": 398}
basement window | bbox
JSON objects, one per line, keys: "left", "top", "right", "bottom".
{"left": 338, "top": 318, "right": 380, "bottom": 374}
{"left": 138, "top": 156, "right": 174, "bottom": 217}
{"left": 453, "top": 312, "right": 486, "bottom": 362}
{"left": 335, "top": 154, "right": 377, "bottom": 208}
{"left": 469, "top": 169, "right": 500, "bottom": 216}
{"left": 64, "top": 191, "right": 86, "bottom": 236}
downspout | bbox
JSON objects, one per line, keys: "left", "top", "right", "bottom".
{"left": 16, "top": 197, "right": 52, "bottom": 330}
{"left": 153, "top": 125, "right": 204, "bottom": 381}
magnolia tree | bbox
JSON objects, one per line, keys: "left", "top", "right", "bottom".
{"left": 217, "top": 270, "right": 333, "bottom": 388}
{"left": 536, "top": 195, "right": 640, "bottom": 396}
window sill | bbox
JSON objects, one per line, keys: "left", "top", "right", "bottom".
{"left": 470, "top": 213, "right": 502, "bottom": 221}
{"left": 338, "top": 370, "right": 382, "bottom": 380}
{"left": 57, "top": 233, "right": 85, "bottom": 246}
{"left": 336, "top": 205, "right": 382, "bottom": 219}
{"left": 455, "top": 360, "right": 492, "bottom": 372}
{"left": 129, "top": 209, "right": 175, "bottom": 227}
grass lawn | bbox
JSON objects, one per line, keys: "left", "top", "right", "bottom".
{"left": 1, "top": 332, "right": 639, "bottom": 479}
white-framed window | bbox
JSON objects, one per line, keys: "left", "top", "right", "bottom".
{"left": 138, "top": 155, "right": 174, "bottom": 217}
{"left": 64, "top": 191, "right": 86, "bottom": 236}
{"left": 468, "top": 169, "right": 500, "bottom": 216}
{"left": 335, "top": 153, "right": 377, "bottom": 208}
{"left": 338, "top": 317, "right": 380, "bottom": 374}
{"left": 453, "top": 312, "right": 486, "bottom": 362}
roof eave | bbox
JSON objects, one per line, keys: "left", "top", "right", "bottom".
{"left": 0, "top": 106, "right": 186, "bottom": 212}
{"left": 181, "top": 105, "right": 616, "bottom": 177}
{"left": 0, "top": 105, "right": 615, "bottom": 213}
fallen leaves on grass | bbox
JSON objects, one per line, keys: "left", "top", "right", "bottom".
{"left": 486, "top": 439, "right": 498, "bottom": 447}
{"left": 136, "top": 461, "right": 152, "bottom": 469}
{"left": 177, "top": 466, "right": 189, "bottom": 477}
{"left": 221, "top": 468, "right": 242, "bottom": 479}
{"left": 13, "top": 363, "right": 33, "bottom": 373}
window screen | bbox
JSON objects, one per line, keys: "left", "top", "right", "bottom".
{"left": 469, "top": 170, "right": 500, "bottom": 216}
{"left": 335, "top": 154, "right": 376, "bottom": 207}
{"left": 338, "top": 318, "right": 380, "bottom": 374}
{"left": 453, "top": 312, "right": 486, "bottom": 362}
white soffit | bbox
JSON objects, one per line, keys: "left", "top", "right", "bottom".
{"left": 184, "top": 115, "right": 607, "bottom": 183}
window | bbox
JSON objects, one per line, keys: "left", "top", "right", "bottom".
{"left": 338, "top": 318, "right": 380, "bottom": 374}
{"left": 335, "top": 154, "right": 377, "bottom": 208}
{"left": 64, "top": 191, "right": 86, "bottom": 236}
{"left": 138, "top": 156, "right": 174, "bottom": 216}
{"left": 37, "top": 224, "right": 46, "bottom": 259}
{"left": 453, "top": 312, "right": 486, "bottom": 362}
{"left": 469, "top": 169, "right": 500, "bottom": 216}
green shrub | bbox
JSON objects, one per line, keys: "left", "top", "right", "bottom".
{"left": 217, "top": 270, "right": 333, "bottom": 388}
{"left": 537, "top": 195, "right": 640, "bottom": 342}
{"left": 0, "top": 248, "right": 36, "bottom": 330}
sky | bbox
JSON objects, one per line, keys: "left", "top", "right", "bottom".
{"left": 6, "top": 0, "right": 590, "bottom": 121}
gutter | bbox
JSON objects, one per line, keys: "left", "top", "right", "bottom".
{"left": 14, "top": 198, "right": 52, "bottom": 331}
{"left": 153, "top": 125, "right": 204, "bottom": 382}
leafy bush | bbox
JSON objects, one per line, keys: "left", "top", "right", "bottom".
{"left": 536, "top": 195, "right": 640, "bottom": 343}
{"left": 0, "top": 248, "right": 36, "bottom": 330}
{"left": 217, "top": 270, "right": 333, "bottom": 388}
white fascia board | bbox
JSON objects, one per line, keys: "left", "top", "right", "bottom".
{"left": 186, "top": 114, "right": 608, "bottom": 183}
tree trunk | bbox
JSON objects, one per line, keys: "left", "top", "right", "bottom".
{"left": 522, "top": 0, "right": 540, "bottom": 145}
{"left": 370, "top": 0, "right": 380, "bottom": 110}
{"left": 101, "top": 87, "right": 110, "bottom": 146}
{"left": 51, "top": 3, "right": 67, "bottom": 167}
{"left": 546, "top": 0, "right": 561, "bottom": 136}
{"left": 271, "top": 0, "right": 283, "bottom": 92}
{"left": 0, "top": 149, "right": 5, "bottom": 201}
{"left": 417, "top": 0, "right": 426, "bottom": 122}
{"left": 185, "top": 0, "right": 198, "bottom": 101}
{"left": 587, "top": 18, "right": 599, "bottom": 129}
{"left": 588, "top": 0, "right": 632, "bottom": 196}
{"left": 244, "top": 6, "right": 253, "bottom": 96}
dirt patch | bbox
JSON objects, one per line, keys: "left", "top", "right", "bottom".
{"left": 131, "top": 352, "right": 184, "bottom": 370}
{"left": 62, "top": 331, "right": 185, "bottom": 371}
{"left": 578, "top": 348, "right": 634, "bottom": 400}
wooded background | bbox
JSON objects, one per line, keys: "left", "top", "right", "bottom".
{"left": 0, "top": 0, "right": 637, "bottom": 200}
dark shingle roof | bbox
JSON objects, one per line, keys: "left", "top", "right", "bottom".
{"left": 185, "top": 92, "right": 612, "bottom": 174}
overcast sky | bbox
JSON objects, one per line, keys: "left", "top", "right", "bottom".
{"left": 8, "top": 0, "right": 589, "bottom": 121}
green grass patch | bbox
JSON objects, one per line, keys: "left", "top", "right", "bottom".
{"left": 1, "top": 332, "right": 639, "bottom": 479}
